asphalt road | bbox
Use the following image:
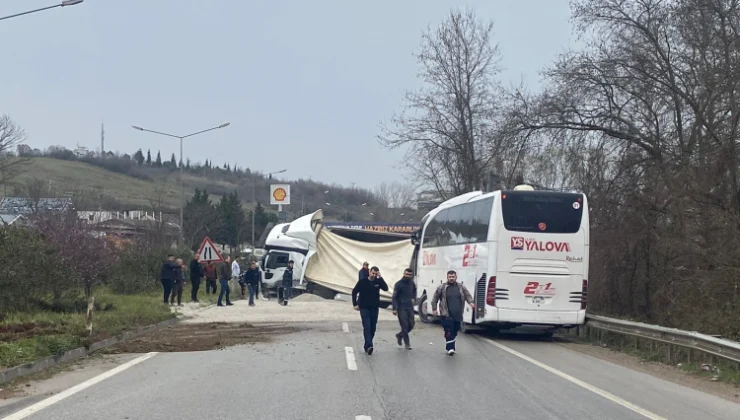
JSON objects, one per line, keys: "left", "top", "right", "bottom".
{"left": 4, "top": 320, "right": 740, "bottom": 420}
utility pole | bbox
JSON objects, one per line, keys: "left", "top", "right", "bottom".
{"left": 100, "top": 122, "right": 105, "bottom": 156}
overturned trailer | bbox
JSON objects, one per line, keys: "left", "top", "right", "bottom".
{"left": 260, "top": 211, "right": 418, "bottom": 302}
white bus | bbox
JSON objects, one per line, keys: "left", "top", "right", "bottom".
{"left": 413, "top": 185, "right": 589, "bottom": 334}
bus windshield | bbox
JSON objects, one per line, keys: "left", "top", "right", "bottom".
{"left": 501, "top": 191, "right": 584, "bottom": 234}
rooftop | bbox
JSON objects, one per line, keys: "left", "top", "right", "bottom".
{"left": 0, "top": 197, "right": 73, "bottom": 215}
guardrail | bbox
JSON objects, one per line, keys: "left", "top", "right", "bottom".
{"left": 584, "top": 314, "right": 740, "bottom": 364}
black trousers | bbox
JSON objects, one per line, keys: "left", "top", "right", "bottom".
{"left": 441, "top": 316, "right": 461, "bottom": 351}
{"left": 170, "top": 282, "right": 183, "bottom": 305}
{"left": 205, "top": 279, "right": 217, "bottom": 294}
{"left": 360, "top": 307, "right": 379, "bottom": 350}
{"left": 396, "top": 308, "right": 415, "bottom": 345}
{"left": 190, "top": 278, "right": 201, "bottom": 301}
{"left": 160, "top": 279, "right": 173, "bottom": 304}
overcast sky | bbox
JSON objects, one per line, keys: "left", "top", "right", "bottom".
{"left": 0, "top": 0, "right": 574, "bottom": 190}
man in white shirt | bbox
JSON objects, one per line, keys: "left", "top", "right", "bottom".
{"left": 231, "top": 257, "right": 241, "bottom": 297}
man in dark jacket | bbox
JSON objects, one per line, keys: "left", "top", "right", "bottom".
{"left": 170, "top": 258, "right": 186, "bottom": 306}
{"left": 352, "top": 266, "right": 389, "bottom": 355}
{"left": 217, "top": 256, "right": 233, "bottom": 307}
{"left": 189, "top": 254, "right": 204, "bottom": 303}
{"left": 242, "top": 261, "right": 261, "bottom": 306}
{"left": 358, "top": 262, "right": 369, "bottom": 280}
{"left": 159, "top": 254, "right": 179, "bottom": 304}
{"left": 392, "top": 268, "right": 417, "bottom": 350}
{"left": 281, "top": 260, "right": 294, "bottom": 306}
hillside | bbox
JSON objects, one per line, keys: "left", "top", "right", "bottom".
{"left": 4, "top": 157, "right": 389, "bottom": 221}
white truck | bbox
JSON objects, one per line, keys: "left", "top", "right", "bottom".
{"left": 260, "top": 211, "right": 323, "bottom": 298}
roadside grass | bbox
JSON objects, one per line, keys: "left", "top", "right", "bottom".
{"left": 0, "top": 289, "right": 174, "bottom": 370}
{"left": 564, "top": 326, "right": 740, "bottom": 387}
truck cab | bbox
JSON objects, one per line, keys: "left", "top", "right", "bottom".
{"left": 261, "top": 211, "right": 324, "bottom": 294}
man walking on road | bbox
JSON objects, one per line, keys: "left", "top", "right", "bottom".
{"left": 218, "top": 255, "right": 234, "bottom": 307}
{"left": 352, "top": 266, "right": 389, "bottom": 355}
{"left": 281, "top": 260, "right": 294, "bottom": 306}
{"left": 431, "top": 270, "right": 475, "bottom": 356}
{"left": 392, "top": 268, "right": 417, "bottom": 350}
{"left": 189, "top": 254, "right": 203, "bottom": 303}
{"left": 243, "top": 261, "right": 261, "bottom": 306}
{"left": 159, "top": 254, "right": 179, "bottom": 305}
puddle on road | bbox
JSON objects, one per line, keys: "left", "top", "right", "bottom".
{"left": 105, "top": 323, "right": 300, "bottom": 353}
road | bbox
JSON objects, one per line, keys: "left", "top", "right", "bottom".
{"left": 2, "top": 303, "right": 740, "bottom": 419}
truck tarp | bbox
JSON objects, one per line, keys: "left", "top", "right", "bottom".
{"left": 304, "top": 228, "right": 414, "bottom": 300}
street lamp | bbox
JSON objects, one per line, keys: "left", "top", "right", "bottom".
{"left": 252, "top": 169, "right": 287, "bottom": 247}
{"left": 131, "top": 122, "right": 231, "bottom": 243}
{"left": 0, "top": 0, "right": 84, "bottom": 21}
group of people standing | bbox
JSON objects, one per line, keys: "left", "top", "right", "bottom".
{"left": 352, "top": 263, "right": 475, "bottom": 356}
{"left": 159, "top": 253, "right": 264, "bottom": 308}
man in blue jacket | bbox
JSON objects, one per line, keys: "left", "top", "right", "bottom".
{"left": 352, "top": 266, "right": 389, "bottom": 355}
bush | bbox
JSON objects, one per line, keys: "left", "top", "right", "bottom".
{"left": 107, "top": 239, "right": 192, "bottom": 294}
{"left": 0, "top": 225, "right": 78, "bottom": 314}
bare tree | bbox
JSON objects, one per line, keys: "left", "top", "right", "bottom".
{"left": 24, "top": 178, "right": 46, "bottom": 214}
{"left": 373, "top": 181, "right": 419, "bottom": 208}
{"left": 0, "top": 115, "right": 27, "bottom": 193}
{"left": 507, "top": 0, "right": 740, "bottom": 336}
{"left": 378, "top": 8, "right": 519, "bottom": 198}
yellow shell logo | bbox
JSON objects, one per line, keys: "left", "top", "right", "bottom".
{"left": 272, "top": 187, "right": 287, "bottom": 202}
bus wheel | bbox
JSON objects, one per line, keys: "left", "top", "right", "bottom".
{"left": 418, "top": 295, "right": 434, "bottom": 324}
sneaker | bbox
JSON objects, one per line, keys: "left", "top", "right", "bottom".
{"left": 405, "top": 344, "right": 412, "bottom": 350}
{"left": 447, "top": 349, "right": 455, "bottom": 356}
{"left": 217, "top": 303, "right": 224, "bottom": 307}
{"left": 226, "top": 302, "right": 234, "bottom": 306}
{"left": 396, "top": 333, "right": 402, "bottom": 346}
{"left": 367, "top": 346, "right": 374, "bottom": 355}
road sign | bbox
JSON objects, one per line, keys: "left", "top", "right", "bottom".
{"left": 197, "top": 236, "right": 223, "bottom": 263}
{"left": 270, "top": 184, "right": 291, "bottom": 205}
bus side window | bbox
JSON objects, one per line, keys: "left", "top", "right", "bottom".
{"left": 471, "top": 199, "right": 493, "bottom": 242}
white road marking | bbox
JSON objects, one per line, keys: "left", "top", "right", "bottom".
{"left": 345, "top": 346, "right": 358, "bottom": 371}
{"left": 342, "top": 322, "right": 349, "bottom": 332}
{"left": 355, "top": 416, "right": 371, "bottom": 420}
{"left": 2, "top": 352, "right": 159, "bottom": 420}
{"left": 485, "top": 339, "right": 666, "bottom": 420}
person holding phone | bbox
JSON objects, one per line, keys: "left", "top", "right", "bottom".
{"left": 352, "top": 266, "right": 388, "bottom": 355}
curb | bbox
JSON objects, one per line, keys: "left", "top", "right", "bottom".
{"left": 0, "top": 316, "right": 183, "bottom": 385}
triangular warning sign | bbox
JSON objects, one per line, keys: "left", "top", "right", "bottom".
{"left": 197, "top": 237, "right": 223, "bottom": 263}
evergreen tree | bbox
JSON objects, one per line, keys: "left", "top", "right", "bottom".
{"left": 133, "top": 149, "right": 145, "bottom": 165}
{"left": 170, "top": 153, "right": 177, "bottom": 167}
{"left": 184, "top": 188, "right": 217, "bottom": 250}
{"left": 146, "top": 150, "right": 152, "bottom": 165}
{"left": 215, "top": 191, "right": 245, "bottom": 249}
{"left": 155, "top": 151, "right": 162, "bottom": 167}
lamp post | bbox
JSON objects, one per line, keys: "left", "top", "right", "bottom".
{"left": 0, "top": 0, "right": 83, "bottom": 21}
{"left": 131, "top": 122, "right": 231, "bottom": 243}
{"left": 253, "top": 169, "right": 287, "bottom": 247}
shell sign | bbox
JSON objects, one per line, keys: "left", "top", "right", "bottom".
{"left": 270, "top": 184, "right": 291, "bottom": 205}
